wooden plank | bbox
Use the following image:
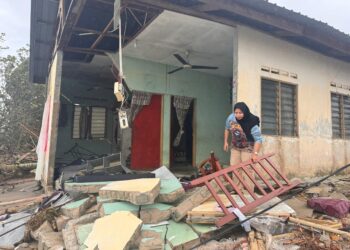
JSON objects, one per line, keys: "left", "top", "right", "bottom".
{"left": 288, "top": 217, "right": 350, "bottom": 239}
{"left": 43, "top": 51, "right": 63, "bottom": 191}
{"left": 0, "top": 195, "right": 45, "bottom": 207}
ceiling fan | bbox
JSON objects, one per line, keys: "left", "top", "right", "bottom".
{"left": 168, "top": 53, "right": 219, "bottom": 74}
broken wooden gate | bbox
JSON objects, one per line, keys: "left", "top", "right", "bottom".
{"left": 191, "top": 153, "right": 300, "bottom": 227}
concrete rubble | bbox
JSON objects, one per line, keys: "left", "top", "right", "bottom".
{"left": 3, "top": 167, "right": 350, "bottom": 249}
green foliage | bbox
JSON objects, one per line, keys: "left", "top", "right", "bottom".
{"left": 0, "top": 33, "right": 46, "bottom": 158}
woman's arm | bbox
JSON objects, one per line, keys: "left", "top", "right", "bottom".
{"left": 251, "top": 125, "right": 263, "bottom": 162}
{"left": 224, "top": 129, "right": 229, "bottom": 151}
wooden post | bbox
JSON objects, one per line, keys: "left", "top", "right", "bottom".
{"left": 43, "top": 51, "right": 63, "bottom": 191}
{"left": 232, "top": 27, "right": 238, "bottom": 106}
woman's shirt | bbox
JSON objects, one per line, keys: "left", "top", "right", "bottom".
{"left": 225, "top": 113, "right": 263, "bottom": 151}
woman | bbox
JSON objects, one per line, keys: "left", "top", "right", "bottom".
{"left": 224, "top": 102, "right": 263, "bottom": 190}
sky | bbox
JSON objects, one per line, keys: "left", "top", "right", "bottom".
{"left": 0, "top": 0, "right": 349, "bottom": 56}
{"left": 0, "top": 0, "right": 31, "bottom": 56}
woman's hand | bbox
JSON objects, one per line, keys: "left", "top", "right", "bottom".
{"left": 224, "top": 142, "right": 229, "bottom": 152}
{"left": 251, "top": 153, "right": 258, "bottom": 163}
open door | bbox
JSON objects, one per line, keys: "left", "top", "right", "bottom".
{"left": 170, "top": 97, "right": 194, "bottom": 169}
{"left": 131, "top": 94, "right": 162, "bottom": 170}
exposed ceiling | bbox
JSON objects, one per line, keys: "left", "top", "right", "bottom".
{"left": 123, "top": 10, "right": 234, "bottom": 77}
{"left": 64, "top": 10, "right": 234, "bottom": 79}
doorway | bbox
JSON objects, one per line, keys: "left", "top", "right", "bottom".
{"left": 170, "top": 97, "right": 194, "bottom": 169}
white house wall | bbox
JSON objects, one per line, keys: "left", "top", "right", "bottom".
{"left": 237, "top": 25, "right": 350, "bottom": 177}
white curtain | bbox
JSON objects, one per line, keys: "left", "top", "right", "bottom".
{"left": 173, "top": 96, "right": 193, "bottom": 147}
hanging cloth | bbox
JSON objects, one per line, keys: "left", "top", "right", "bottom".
{"left": 129, "top": 90, "right": 152, "bottom": 125}
{"left": 35, "top": 96, "right": 51, "bottom": 181}
{"left": 173, "top": 96, "right": 193, "bottom": 147}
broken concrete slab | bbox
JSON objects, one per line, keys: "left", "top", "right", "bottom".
{"left": 64, "top": 181, "right": 112, "bottom": 194}
{"left": 62, "top": 224, "right": 80, "bottom": 250}
{"left": 305, "top": 184, "right": 333, "bottom": 197}
{"left": 140, "top": 203, "right": 174, "bottom": 224}
{"left": 152, "top": 167, "right": 185, "bottom": 203}
{"left": 100, "top": 201, "right": 173, "bottom": 224}
{"left": 14, "top": 242, "right": 38, "bottom": 250}
{"left": 75, "top": 223, "right": 94, "bottom": 246}
{"left": 61, "top": 196, "right": 96, "bottom": 219}
{"left": 142, "top": 220, "right": 200, "bottom": 250}
{"left": 84, "top": 211, "right": 143, "bottom": 250}
{"left": 62, "top": 212, "right": 99, "bottom": 250}
{"left": 189, "top": 224, "right": 220, "bottom": 241}
{"left": 172, "top": 180, "right": 225, "bottom": 222}
{"left": 31, "top": 221, "right": 54, "bottom": 241}
{"left": 99, "top": 178, "right": 161, "bottom": 205}
{"left": 139, "top": 236, "right": 163, "bottom": 250}
{"left": 54, "top": 215, "right": 70, "bottom": 231}
{"left": 250, "top": 216, "right": 295, "bottom": 235}
{"left": 187, "top": 195, "right": 295, "bottom": 224}
{"left": 38, "top": 232, "right": 64, "bottom": 250}
{"left": 99, "top": 201, "right": 139, "bottom": 217}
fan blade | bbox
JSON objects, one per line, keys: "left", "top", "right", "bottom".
{"left": 191, "top": 65, "right": 219, "bottom": 70}
{"left": 168, "top": 67, "right": 184, "bottom": 74}
{"left": 173, "top": 54, "right": 189, "bottom": 65}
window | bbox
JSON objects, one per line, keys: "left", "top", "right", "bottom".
{"left": 331, "top": 93, "right": 350, "bottom": 139}
{"left": 72, "top": 105, "right": 107, "bottom": 139}
{"left": 261, "top": 78, "right": 297, "bottom": 136}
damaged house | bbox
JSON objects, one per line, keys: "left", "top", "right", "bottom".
{"left": 30, "top": 0, "right": 350, "bottom": 190}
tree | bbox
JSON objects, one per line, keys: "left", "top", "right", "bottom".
{"left": 0, "top": 33, "right": 46, "bottom": 163}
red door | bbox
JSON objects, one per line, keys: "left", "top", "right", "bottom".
{"left": 131, "top": 94, "right": 161, "bottom": 170}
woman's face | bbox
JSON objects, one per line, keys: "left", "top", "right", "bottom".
{"left": 234, "top": 108, "right": 244, "bottom": 120}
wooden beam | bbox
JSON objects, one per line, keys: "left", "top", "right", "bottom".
{"left": 64, "top": 46, "right": 116, "bottom": 55}
{"left": 58, "top": 0, "right": 87, "bottom": 49}
{"left": 90, "top": 19, "right": 114, "bottom": 50}
{"left": 289, "top": 217, "right": 350, "bottom": 239}
{"left": 73, "top": 27, "right": 133, "bottom": 40}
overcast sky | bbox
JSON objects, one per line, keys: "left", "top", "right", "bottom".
{"left": 0, "top": 0, "right": 349, "bottom": 56}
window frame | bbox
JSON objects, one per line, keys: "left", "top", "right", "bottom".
{"left": 260, "top": 77, "right": 299, "bottom": 137}
{"left": 331, "top": 92, "right": 350, "bottom": 140}
{"left": 71, "top": 105, "right": 108, "bottom": 140}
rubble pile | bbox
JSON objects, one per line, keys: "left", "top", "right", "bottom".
{"left": 2, "top": 168, "right": 350, "bottom": 249}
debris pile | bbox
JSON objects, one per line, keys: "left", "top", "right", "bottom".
{"left": 2, "top": 159, "right": 350, "bottom": 249}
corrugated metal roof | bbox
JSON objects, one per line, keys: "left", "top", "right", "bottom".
{"left": 30, "top": 0, "right": 350, "bottom": 85}
{"left": 29, "top": 0, "right": 58, "bottom": 84}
